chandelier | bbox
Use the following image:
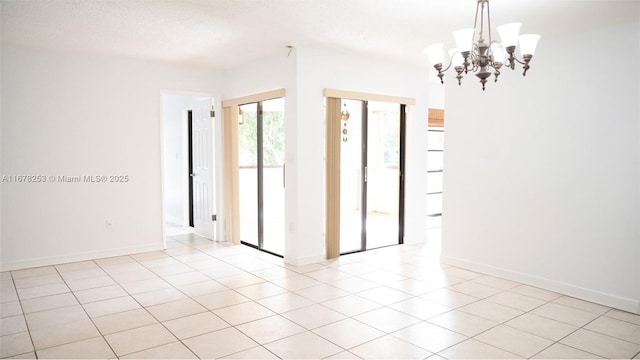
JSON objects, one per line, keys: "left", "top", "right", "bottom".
{"left": 424, "top": 0, "right": 540, "bottom": 90}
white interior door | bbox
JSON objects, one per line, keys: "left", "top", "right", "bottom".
{"left": 192, "top": 100, "right": 215, "bottom": 239}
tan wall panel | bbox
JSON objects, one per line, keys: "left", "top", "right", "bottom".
{"left": 428, "top": 108, "right": 445, "bottom": 127}
{"left": 223, "top": 106, "right": 240, "bottom": 245}
{"left": 325, "top": 97, "right": 342, "bottom": 259}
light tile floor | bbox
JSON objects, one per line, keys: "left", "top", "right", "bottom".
{"left": 1, "top": 226, "right": 639, "bottom": 359}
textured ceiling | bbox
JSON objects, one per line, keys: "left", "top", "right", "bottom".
{"left": 1, "top": 0, "right": 638, "bottom": 69}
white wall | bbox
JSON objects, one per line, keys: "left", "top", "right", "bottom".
{"left": 296, "top": 48, "right": 431, "bottom": 262}
{"left": 1, "top": 43, "right": 429, "bottom": 270}
{"left": 221, "top": 51, "right": 299, "bottom": 258}
{"left": 442, "top": 21, "right": 640, "bottom": 313}
{"left": 222, "top": 48, "right": 430, "bottom": 265}
{"left": 1, "top": 45, "right": 221, "bottom": 271}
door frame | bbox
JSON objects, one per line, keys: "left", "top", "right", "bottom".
{"left": 324, "top": 89, "right": 415, "bottom": 259}
{"left": 160, "top": 90, "right": 220, "bottom": 248}
{"left": 342, "top": 100, "right": 406, "bottom": 255}
{"left": 221, "top": 88, "right": 287, "bottom": 249}
{"left": 237, "top": 99, "right": 285, "bottom": 257}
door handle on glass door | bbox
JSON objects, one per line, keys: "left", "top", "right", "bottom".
{"left": 282, "top": 164, "right": 286, "bottom": 188}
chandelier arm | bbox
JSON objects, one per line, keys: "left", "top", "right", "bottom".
{"left": 440, "top": 58, "right": 456, "bottom": 74}
{"left": 433, "top": 58, "right": 457, "bottom": 84}
{"left": 486, "top": 0, "right": 492, "bottom": 43}
{"left": 511, "top": 56, "right": 527, "bottom": 65}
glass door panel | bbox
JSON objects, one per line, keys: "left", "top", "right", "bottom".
{"left": 339, "top": 99, "right": 404, "bottom": 254}
{"left": 238, "top": 103, "right": 259, "bottom": 246}
{"left": 365, "top": 101, "right": 400, "bottom": 250}
{"left": 339, "top": 99, "right": 364, "bottom": 253}
{"left": 261, "top": 98, "right": 286, "bottom": 255}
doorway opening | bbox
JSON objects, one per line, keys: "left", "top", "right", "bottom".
{"left": 238, "top": 97, "right": 285, "bottom": 257}
{"left": 161, "top": 94, "right": 216, "bottom": 241}
{"left": 339, "top": 99, "right": 406, "bottom": 254}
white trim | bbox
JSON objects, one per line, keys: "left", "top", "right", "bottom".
{"left": 441, "top": 255, "right": 640, "bottom": 314}
{"left": 0, "top": 244, "right": 164, "bottom": 272}
{"left": 284, "top": 254, "right": 326, "bottom": 267}
{"left": 323, "top": 88, "right": 416, "bottom": 105}
{"left": 182, "top": 109, "right": 190, "bottom": 227}
{"left": 222, "top": 88, "right": 286, "bottom": 108}
{"left": 159, "top": 91, "right": 167, "bottom": 250}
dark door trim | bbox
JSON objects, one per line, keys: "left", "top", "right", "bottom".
{"left": 256, "top": 101, "right": 265, "bottom": 250}
{"left": 187, "top": 110, "right": 195, "bottom": 228}
{"left": 360, "top": 100, "right": 369, "bottom": 252}
{"left": 398, "top": 104, "right": 407, "bottom": 245}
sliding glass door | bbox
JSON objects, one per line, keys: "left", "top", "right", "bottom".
{"left": 340, "top": 100, "right": 364, "bottom": 253}
{"left": 238, "top": 98, "right": 285, "bottom": 256}
{"left": 339, "top": 99, "right": 405, "bottom": 254}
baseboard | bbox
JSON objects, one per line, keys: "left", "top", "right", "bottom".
{"left": 284, "top": 253, "right": 326, "bottom": 267}
{"left": 441, "top": 255, "right": 640, "bottom": 315}
{"left": 403, "top": 236, "right": 428, "bottom": 245}
{"left": 0, "top": 243, "right": 164, "bottom": 272}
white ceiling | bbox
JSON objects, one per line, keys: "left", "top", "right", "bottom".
{"left": 1, "top": 0, "right": 637, "bottom": 69}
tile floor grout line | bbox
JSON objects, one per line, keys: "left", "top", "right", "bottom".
{"left": 16, "top": 262, "right": 117, "bottom": 358}
{"left": 518, "top": 303, "right": 610, "bottom": 360}
{"left": 430, "top": 286, "right": 558, "bottom": 359}
{"left": 166, "top": 234, "right": 332, "bottom": 359}
{"left": 603, "top": 308, "right": 640, "bottom": 326}
{"left": 125, "top": 237, "right": 245, "bottom": 360}
{"left": 582, "top": 312, "right": 640, "bottom": 345}
{"left": 56, "top": 260, "right": 123, "bottom": 359}
{"left": 447, "top": 313, "right": 523, "bottom": 358}
{"left": 156, "top": 234, "right": 350, "bottom": 358}
{"left": 10, "top": 272, "right": 38, "bottom": 359}
{"left": 120, "top": 236, "right": 231, "bottom": 357}
{"left": 91, "top": 253, "right": 191, "bottom": 358}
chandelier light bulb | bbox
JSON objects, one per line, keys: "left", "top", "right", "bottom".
{"left": 518, "top": 34, "right": 541, "bottom": 56}
{"left": 453, "top": 28, "right": 476, "bottom": 52}
{"left": 424, "top": 43, "right": 445, "bottom": 66}
{"left": 497, "top": 22, "right": 522, "bottom": 47}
